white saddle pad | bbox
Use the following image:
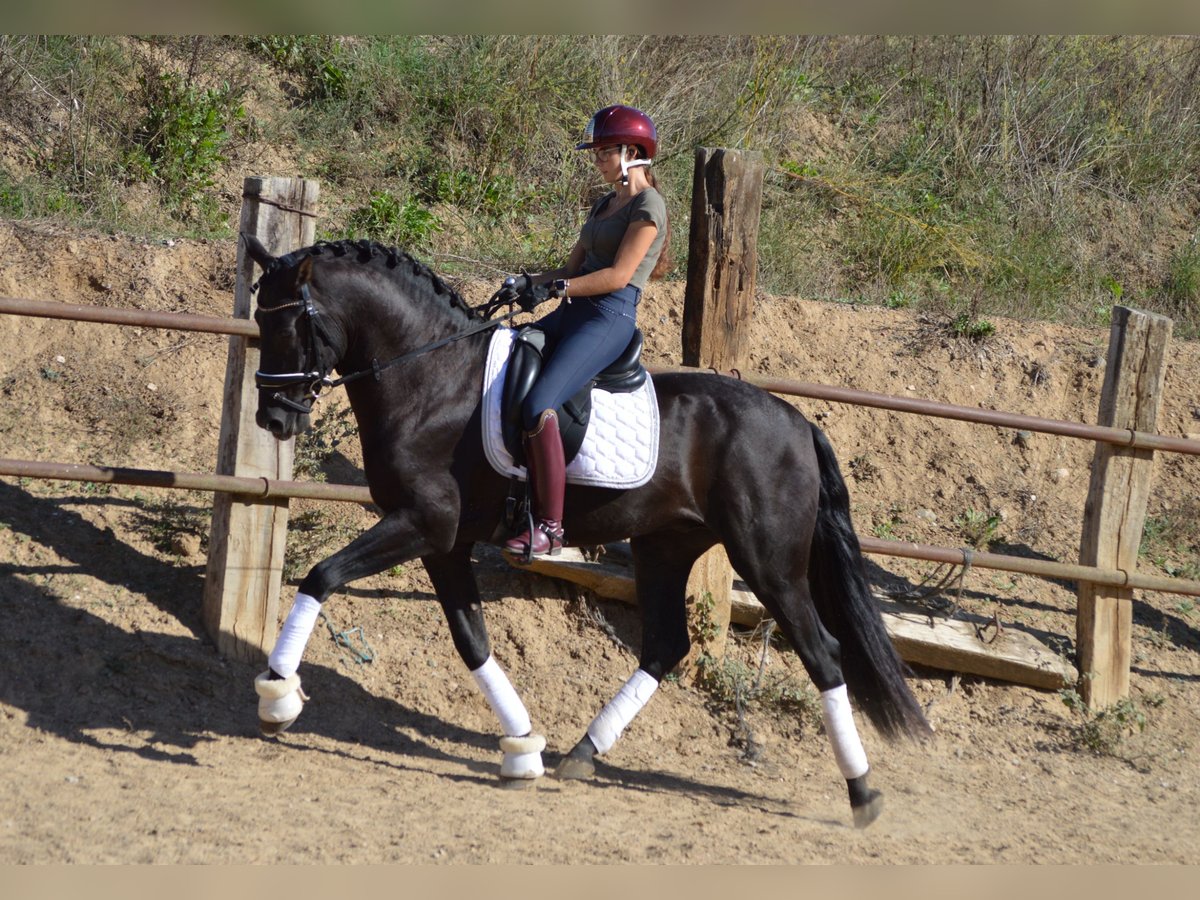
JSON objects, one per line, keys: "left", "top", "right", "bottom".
{"left": 481, "top": 327, "right": 659, "bottom": 488}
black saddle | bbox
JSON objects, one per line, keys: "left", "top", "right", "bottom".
{"left": 501, "top": 325, "right": 647, "bottom": 467}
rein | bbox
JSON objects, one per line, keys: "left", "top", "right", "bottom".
{"left": 254, "top": 282, "right": 528, "bottom": 415}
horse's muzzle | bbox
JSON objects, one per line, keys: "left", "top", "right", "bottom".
{"left": 256, "top": 402, "right": 310, "bottom": 440}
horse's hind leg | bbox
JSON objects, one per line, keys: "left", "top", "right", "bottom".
{"left": 726, "top": 541, "right": 883, "bottom": 828}
{"left": 556, "top": 532, "right": 704, "bottom": 780}
{"left": 423, "top": 545, "right": 546, "bottom": 786}
{"left": 778, "top": 581, "right": 882, "bottom": 828}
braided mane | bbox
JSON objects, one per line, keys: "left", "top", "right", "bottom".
{"left": 258, "top": 239, "right": 480, "bottom": 320}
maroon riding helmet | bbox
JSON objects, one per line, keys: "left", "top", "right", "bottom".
{"left": 576, "top": 104, "right": 658, "bottom": 160}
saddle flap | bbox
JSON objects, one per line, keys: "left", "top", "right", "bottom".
{"left": 500, "top": 326, "right": 589, "bottom": 466}
{"left": 483, "top": 327, "right": 660, "bottom": 490}
{"left": 500, "top": 325, "right": 647, "bottom": 466}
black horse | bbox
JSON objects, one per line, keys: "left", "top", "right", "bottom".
{"left": 243, "top": 236, "right": 930, "bottom": 828}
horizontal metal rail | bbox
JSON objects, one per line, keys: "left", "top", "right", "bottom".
{"left": 0, "top": 295, "right": 258, "bottom": 338}
{"left": 0, "top": 457, "right": 373, "bottom": 504}
{"left": 3, "top": 456, "right": 1198, "bottom": 598}
{"left": 647, "top": 366, "right": 1200, "bottom": 456}
{"left": 5, "top": 295, "right": 1198, "bottom": 456}
{"left": 857, "top": 536, "right": 1200, "bottom": 598}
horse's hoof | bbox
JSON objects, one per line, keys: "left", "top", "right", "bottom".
{"left": 254, "top": 671, "right": 308, "bottom": 737}
{"left": 499, "top": 733, "right": 546, "bottom": 780}
{"left": 499, "top": 775, "right": 539, "bottom": 791}
{"left": 258, "top": 717, "right": 297, "bottom": 738}
{"left": 553, "top": 755, "right": 596, "bottom": 781}
{"left": 851, "top": 789, "right": 884, "bottom": 829}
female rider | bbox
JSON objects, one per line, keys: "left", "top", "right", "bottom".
{"left": 503, "top": 104, "right": 670, "bottom": 558}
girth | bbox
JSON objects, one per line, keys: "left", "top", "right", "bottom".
{"left": 501, "top": 325, "right": 647, "bottom": 467}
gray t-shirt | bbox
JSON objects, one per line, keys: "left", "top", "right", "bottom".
{"left": 578, "top": 187, "right": 667, "bottom": 290}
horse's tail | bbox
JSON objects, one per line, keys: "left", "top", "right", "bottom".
{"left": 807, "top": 424, "right": 932, "bottom": 741}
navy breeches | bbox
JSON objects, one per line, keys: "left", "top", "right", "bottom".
{"left": 521, "top": 285, "right": 639, "bottom": 431}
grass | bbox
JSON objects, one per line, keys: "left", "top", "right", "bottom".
{"left": 2, "top": 36, "right": 1200, "bottom": 334}
{"left": 1139, "top": 499, "right": 1200, "bottom": 581}
{"left": 1059, "top": 688, "right": 1165, "bottom": 757}
{"left": 689, "top": 592, "right": 822, "bottom": 740}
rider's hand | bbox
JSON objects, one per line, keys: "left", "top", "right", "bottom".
{"left": 517, "top": 282, "right": 552, "bottom": 313}
{"left": 500, "top": 274, "right": 531, "bottom": 297}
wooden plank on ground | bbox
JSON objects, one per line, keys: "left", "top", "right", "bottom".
{"left": 509, "top": 547, "right": 1077, "bottom": 690}
{"left": 870, "top": 596, "right": 1076, "bottom": 690}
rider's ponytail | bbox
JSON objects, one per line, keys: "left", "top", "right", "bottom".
{"left": 642, "top": 159, "right": 671, "bottom": 281}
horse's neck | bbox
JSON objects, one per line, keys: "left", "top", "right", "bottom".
{"left": 335, "top": 285, "right": 486, "bottom": 464}
{"left": 334, "top": 278, "right": 471, "bottom": 376}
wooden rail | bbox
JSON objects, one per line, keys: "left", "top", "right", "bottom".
{"left": 0, "top": 295, "right": 258, "bottom": 337}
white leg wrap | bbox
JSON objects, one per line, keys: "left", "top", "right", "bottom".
{"left": 821, "top": 684, "right": 869, "bottom": 780}
{"left": 470, "top": 655, "right": 533, "bottom": 737}
{"left": 587, "top": 669, "right": 659, "bottom": 755}
{"left": 268, "top": 593, "right": 322, "bottom": 678}
{"left": 254, "top": 671, "right": 309, "bottom": 735}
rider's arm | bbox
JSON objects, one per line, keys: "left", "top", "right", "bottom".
{"left": 529, "top": 241, "right": 586, "bottom": 286}
{"left": 544, "top": 221, "right": 657, "bottom": 298}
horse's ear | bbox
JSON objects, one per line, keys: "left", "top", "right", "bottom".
{"left": 277, "top": 255, "right": 315, "bottom": 297}
{"left": 241, "top": 233, "right": 274, "bottom": 271}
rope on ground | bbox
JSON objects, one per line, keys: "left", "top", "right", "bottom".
{"left": 319, "top": 611, "right": 375, "bottom": 666}
{"left": 879, "top": 547, "right": 975, "bottom": 620}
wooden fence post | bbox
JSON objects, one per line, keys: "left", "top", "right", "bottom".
{"left": 678, "top": 147, "right": 765, "bottom": 678}
{"left": 203, "top": 176, "right": 320, "bottom": 661}
{"left": 1076, "top": 306, "right": 1172, "bottom": 707}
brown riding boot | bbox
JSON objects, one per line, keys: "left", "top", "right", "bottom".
{"left": 505, "top": 409, "right": 566, "bottom": 558}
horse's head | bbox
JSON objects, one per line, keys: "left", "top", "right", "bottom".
{"left": 244, "top": 234, "right": 343, "bottom": 440}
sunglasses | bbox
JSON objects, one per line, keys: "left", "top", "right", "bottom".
{"left": 590, "top": 146, "right": 622, "bottom": 162}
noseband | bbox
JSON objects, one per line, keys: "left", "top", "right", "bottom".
{"left": 254, "top": 283, "right": 341, "bottom": 415}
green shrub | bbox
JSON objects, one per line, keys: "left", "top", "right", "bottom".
{"left": 245, "top": 35, "right": 348, "bottom": 102}
{"left": 1059, "top": 689, "right": 1163, "bottom": 756}
{"left": 125, "top": 71, "right": 245, "bottom": 209}
{"left": 1161, "top": 237, "right": 1200, "bottom": 338}
{"left": 344, "top": 190, "right": 441, "bottom": 249}
{"left": 951, "top": 314, "right": 996, "bottom": 342}
{"left": 956, "top": 507, "right": 1002, "bottom": 549}
{"left": 293, "top": 404, "right": 358, "bottom": 482}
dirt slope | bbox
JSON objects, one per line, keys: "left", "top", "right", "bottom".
{"left": 1, "top": 220, "right": 1198, "bottom": 863}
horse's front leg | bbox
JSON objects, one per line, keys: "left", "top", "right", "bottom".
{"left": 424, "top": 545, "right": 546, "bottom": 788}
{"left": 255, "top": 508, "right": 440, "bottom": 736}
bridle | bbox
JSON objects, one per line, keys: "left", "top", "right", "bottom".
{"left": 254, "top": 281, "right": 529, "bottom": 415}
